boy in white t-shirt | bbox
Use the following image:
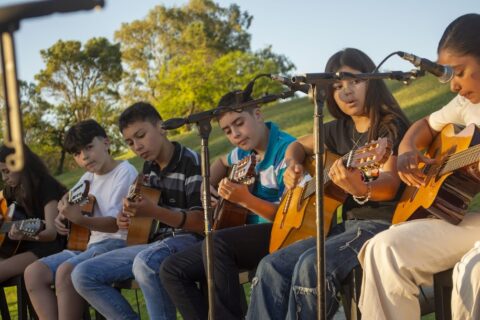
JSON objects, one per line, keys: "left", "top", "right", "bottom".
{"left": 24, "top": 119, "right": 138, "bottom": 319}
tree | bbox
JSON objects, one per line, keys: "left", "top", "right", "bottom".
{"left": 115, "top": 0, "right": 294, "bottom": 120}
{"left": 35, "top": 37, "right": 123, "bottom": 174}
{"left": 114, "top": 0, "right": 253, "bottom": 104}
{"left": 154, "top": 48, "right": 294, "bottom": 122}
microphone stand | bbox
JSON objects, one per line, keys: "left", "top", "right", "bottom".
{"left": 0, "top": 0, "right": 104, "bottom": 172}
{"left": 291, "top": 69, "right": 424, "bottom": 320}
{"left": 163, "top": 90, "right": 295, "bottom": 320}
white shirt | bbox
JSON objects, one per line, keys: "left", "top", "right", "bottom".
{"left": 429, "top": 95, "right": 480, "bottom": 130}
{"left": 77, "top": 160, "right": 138, "bottom": 244}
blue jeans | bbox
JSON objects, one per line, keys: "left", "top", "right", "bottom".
{"left": 71, "top": 233, "right": 201, "bottom": 320}
{"left": 40, "top": 238, "right": 125, "bottom": 278}
{"left": 247, "top": 220, "right": 389, "bottom": 320}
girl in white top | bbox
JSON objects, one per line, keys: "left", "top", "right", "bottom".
{"left": 359, "top": 13, "right": 480, "bottom": 320}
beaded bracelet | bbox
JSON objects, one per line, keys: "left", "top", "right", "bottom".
{"left": 352, "top": 181, "right": 372, "bottom": 205}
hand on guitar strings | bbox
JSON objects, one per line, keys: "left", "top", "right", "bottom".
{"left": 397, "top": 150, "right": 437, "bottom": 187}
{"left": 329, "top": 159, "right": 367, "bottom": 197}
{"left": 116, "top": 211, "right": 131, "bottom": 230}
{"left": 8, "top": 223, "right": 39, "bottom": 241}
{"left": 122, "top": 195, "right": 156, "bottom": 218}
{"left": 54, "top": 213, "right": 70, "bottom": 236}
{"left": 57, "top": 193, "right": 84, "bottom": 224}
{"left": 218, "top": 178, "right": 251, "bottom": 207}
{"left": 284, "top": 162, "right": 305, "bottom": 190}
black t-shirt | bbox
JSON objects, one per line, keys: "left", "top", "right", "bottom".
{"left": 1, "top": 174, "right": 67, "bottom": 258}
{"left": 4, "top": 174, "right": 66, "bottom": 219}
{"left": 324, "top": 117, "right": 408, "bottom": 221}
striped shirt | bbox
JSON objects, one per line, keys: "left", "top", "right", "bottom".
{"left": 142, "top": 142, "right": 202, "bottom": 237}
{"left": 227, "top": 122, "right": 295, "bottom": 224}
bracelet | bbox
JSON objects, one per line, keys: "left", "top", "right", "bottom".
{"left": 176, "top": 210, "right": 187, "bottom": 229}
{"left": 352, "top": 181, "right": 372, "bottom": 205}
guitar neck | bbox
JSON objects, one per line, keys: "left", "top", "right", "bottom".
{"left": 303, "top": 152, "right": 352, "bottom": 200}
{"left": 439, "top": 144, "right": 480, "bottom": 176}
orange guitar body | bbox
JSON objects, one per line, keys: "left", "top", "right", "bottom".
{"left": 269, "top": 152, "right": 344, "bottom": 253}
{"left": 270, "top": 138, "right": 392, "bottom": 253}
{"left": 0, "top": 198, "right": 9, "bottom": 247}
{"left": 393, "top": 124, "right": 480, "bottom": 224}
{"left": 67, "top": 195, "right": 96, "bottom": 251}
{"left": 125, "top": 181, "right": 161, "bottom": 246}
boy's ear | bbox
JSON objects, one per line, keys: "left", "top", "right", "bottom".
{"left": 253, "top": 108, "right": 263, "bottom": 121}
{"left": 102, "top": 137, "right": 111, "bottom": 149}
{"left": 156, "top": 121, "right": 167, "bottom": 136}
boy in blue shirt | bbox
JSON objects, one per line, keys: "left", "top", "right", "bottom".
{"left": 160, "top": 89, "right": 295, "bottom": 320}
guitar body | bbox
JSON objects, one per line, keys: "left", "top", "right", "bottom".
{"left": 393, "top": 124, "right": 480, "bottom": 225}
{"left": 0, "top": 198, "right": 19, "bottom": 257}
{"left": 126, "top": 185, "right": 161, "bottom": 246}
{"left": 212, "top": 200, "right": 249, "bottom": 230}
{"left": 67, "top": 195, "right": 96, "bottom": 251}
{"left": 213, "top": 154, "right": 257, "bottom": 230}
{"left": 269, "top": 151, "right": 346, "bottom": 253}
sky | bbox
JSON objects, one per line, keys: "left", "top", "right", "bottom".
{"left": 2, "top": 0, "right": 480, "bottom": 83}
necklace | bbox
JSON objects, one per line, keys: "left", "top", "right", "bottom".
{"left": 351, "top": 127, "right": 367, "bottom": 150}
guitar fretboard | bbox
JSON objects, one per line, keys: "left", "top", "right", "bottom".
{"left": 302, "top": 152, "right": 352, "bottom": 200}
{"left": 439, "top": 144, "right": 480, "bottom": 176}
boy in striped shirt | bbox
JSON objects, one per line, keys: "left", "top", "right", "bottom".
{"left": 71, "top": 102, "right": 204, "bottom": 320}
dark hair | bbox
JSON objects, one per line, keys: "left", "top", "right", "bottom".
{"left": 0, "top": 145, "right": 64, "bottom": 214}
{"left": 64, "top": 119, "right": 107, "bottom": 154}
{"left": 119, "top": 102, "right": 163, "bottom": 133}
{"left": 215, "top": 80, "right": 257, "bottom": 120}
{"left": 324, "top": 48, "right": 409, "bottom": 142}
{"left": 438, "top": 13, "right": 480, "bottom": 61}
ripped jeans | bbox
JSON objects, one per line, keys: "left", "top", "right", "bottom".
{"left": 247, "top": 219, "right": 389, "bottom": 320}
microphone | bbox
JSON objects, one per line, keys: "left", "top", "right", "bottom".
{"left": 398, "top": 52, "right": 453, "bottom": 83}
{"left": 271, "top": 74, "right": 310, "bottom": 94}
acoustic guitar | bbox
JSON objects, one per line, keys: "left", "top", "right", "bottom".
{"left": 213, "top": 154, "right": 257, "bottom": 230}
{"left": 124, "top": 174, "right": 161, "bottom": 246}
{"left": 66, "top": 180, "right": 96, "bottom": 251}
{"left": 0, "top": 200, "right": 46, "bottom": 257}
{"left": 393, "top": 123, "right": 480, "bottom": 225}
{"left": 269, "top": 138, "right": 392, "bottom": 253}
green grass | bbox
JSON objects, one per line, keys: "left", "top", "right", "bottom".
{"left": 7, "top": 74, "right": 478, "bottom": 319}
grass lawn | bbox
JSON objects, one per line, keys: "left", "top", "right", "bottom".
{"left": 6, "top": 74, "right": 477, "bottom": 319}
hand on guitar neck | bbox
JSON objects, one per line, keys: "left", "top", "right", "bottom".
{"left": 283, "top": 162, "right": 306, "bottom": 190}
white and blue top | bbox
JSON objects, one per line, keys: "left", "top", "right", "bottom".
{"left": 226, "top": 121, "right": 295, "bottom": 224}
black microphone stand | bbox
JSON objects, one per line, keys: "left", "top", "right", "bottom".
{"left": 291, "top": 69, "right": 424, "bottom": 320}
{"left": 0, "top": 0, "right": 104, "bottom": 172}
{"left": 163, "top": 90, "right": 295, "bottom": 320}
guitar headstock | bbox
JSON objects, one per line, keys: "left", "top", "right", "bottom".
{"left": 17, "top": 218, "right": 45, "bottom": 237}
{"left": 68, "top": 180, "right": 91, "bottom": 206}
{"left": 347, "top": 137, "right": 392, "bottom": 172}
{"left": 231, "top": 154, "right": 257, "bottom": 185}
{"left": 127, "top": 174, "right": 146, "bottom": 202}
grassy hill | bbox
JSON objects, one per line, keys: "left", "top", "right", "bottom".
{"left": 7, "top": 75, "right": 474, "bottom": 319}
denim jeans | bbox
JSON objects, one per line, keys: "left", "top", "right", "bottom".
{"left": 40, "top": 238, "right": 125, "bottom": 278}
{"left": 247, "top": 219, "right": 389, "bottom": 320}
{"left": 160, "top": 224, "right": 272, "bottom": 320}
{"left": 71, "top": 233, "right": 201, "bottom": 320}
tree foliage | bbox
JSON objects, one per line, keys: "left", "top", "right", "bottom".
{"left": 115, "top": 0, "right": 294, "bottom": 116}
{"left": 34, "top": 37, "right": 123, "bottom": 174}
